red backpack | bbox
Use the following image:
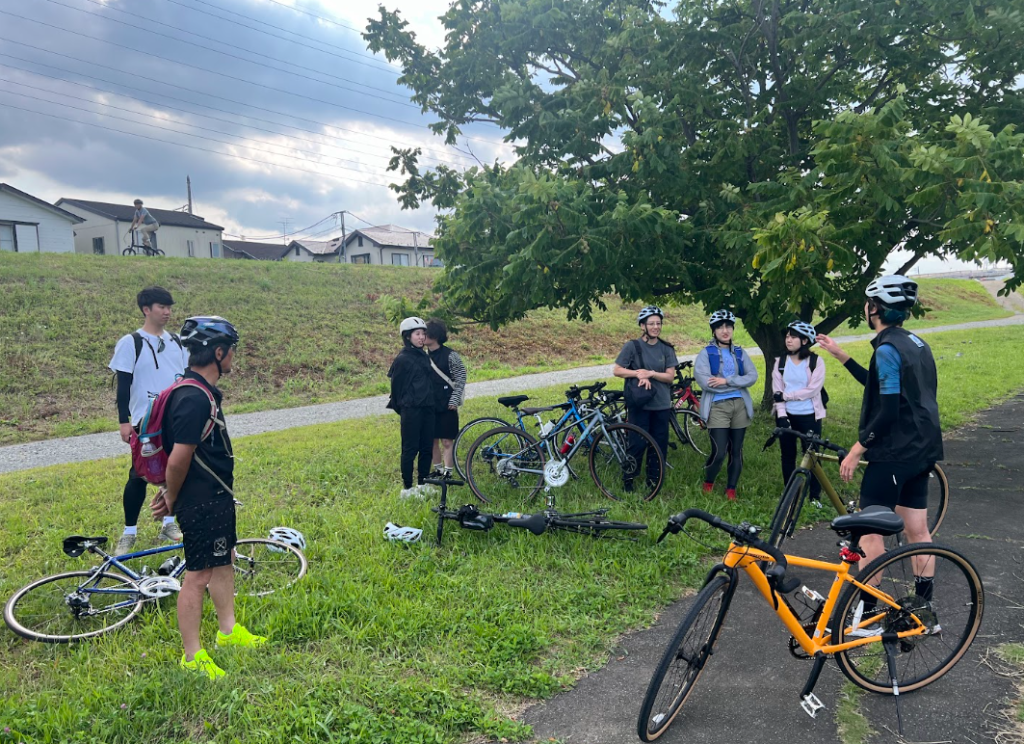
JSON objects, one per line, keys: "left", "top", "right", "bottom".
{"left": 129, "top": 378, "right": 218, "bottom": 485}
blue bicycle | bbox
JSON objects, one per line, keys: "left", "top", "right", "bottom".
{"left": 4, "top": 530, "right": 306, "bottom": 643}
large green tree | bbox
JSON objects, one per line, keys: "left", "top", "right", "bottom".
{"left": 366, "top": 0, "right": 1024, "bottom": 404}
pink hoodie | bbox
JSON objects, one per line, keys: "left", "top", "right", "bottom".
{"left": 772, "top": 356, "right": 827, "bottom": 421}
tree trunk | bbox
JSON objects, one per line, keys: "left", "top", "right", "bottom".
{"left": 747, "top": 325, "right": 788, "bottom": 412}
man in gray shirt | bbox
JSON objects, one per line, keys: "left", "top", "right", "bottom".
{"left": 130, "top": 198, "right": 159, "bottom": 250}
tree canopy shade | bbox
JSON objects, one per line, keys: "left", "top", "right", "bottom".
{"left": 365, "top": 0, "right": 1024, "bottom": 403}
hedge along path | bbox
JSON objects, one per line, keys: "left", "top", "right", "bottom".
{"left": 2, "top": 315, "right": 1023, "bottom": 475}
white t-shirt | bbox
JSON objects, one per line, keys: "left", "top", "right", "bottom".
{"left": 782, "top": 358, "right": 815, "bottom": 416}
{"left": 109, "top": 329, "right": 190, "bottom": 424}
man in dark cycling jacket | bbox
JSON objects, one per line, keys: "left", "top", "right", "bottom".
{"left": 817, "top": 275, "right": 942, "bottom": 583}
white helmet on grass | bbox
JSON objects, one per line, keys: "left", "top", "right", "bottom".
{"left": 267, "top": 527, "right": 306, "bottom": 553}
{"left": 384, "top": 522, "right": 422, "bottom": 543}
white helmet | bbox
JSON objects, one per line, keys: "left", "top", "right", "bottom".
{"left": 708, "top": 309, "right": 736, "bottom": 328}
{"left": 637, "top": 305, "right": 664, "bottom": 326}
{"left": 399, "top": 317, "right": 427, "bottom": 334}
{"left": 384, "top": 522, "right": 422, "bottom": 542}
{"left": 267, "top": 527, "right": 306, "bottom": 553}
{"left": 865, "top": 275, "right": 918, "bottom": 308}
{"left": 785, "top": 320, "right": 817, "bottom": 345}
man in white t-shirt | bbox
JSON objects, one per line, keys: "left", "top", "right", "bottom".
{"left": 108, "top": 286, "right": 190, "bottom": 555}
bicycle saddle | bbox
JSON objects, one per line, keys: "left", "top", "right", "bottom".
{"left": 62, "top": 535, "right": 107, "bottom": 558}
{"left": 498, "top": 395, "right": 530, "bottom": 408}
{"left": 830, "top": 505, "right": 904, "bottom": 538}
{"left": 506, "top": 512, "right": 548, "bottom": 536}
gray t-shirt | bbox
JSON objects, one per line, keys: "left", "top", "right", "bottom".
{"left": 616, "top": 339, "right": 678, "bottom": 410}
{"left": 135, "top": 207, "right": 157, "bottom": 225}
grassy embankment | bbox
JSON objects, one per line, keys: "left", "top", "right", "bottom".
{"left": 1, "top": 325, "right": 1023, "bottom": 744}
{"left": 0, "top": 251, "right": 1012, "bottom": 445}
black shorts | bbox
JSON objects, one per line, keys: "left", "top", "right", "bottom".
{"left": 859, "top": 461, "right": 933, "bottom": 512}
{"left": 177, "top": 499, "right": 237, "bottom": 571}
{"left": 435, "top": 408, "right": 460, "bottom": 440}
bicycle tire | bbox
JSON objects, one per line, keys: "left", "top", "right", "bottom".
{"left": 637, "top": 575, "right": 732, "bottom": 741}
{"left": 589, "top": 422, "right": 664, "bottom": 502}
{"left": 768, "top": 473, "right": 809, "bottom": 548}
{"left": 833, "top": 542, "right": 983, "bottom": 694}
{"left": 549, "top": 515, "right": 648, "bottom": 538}
{"left": 122, "top": 246, "right": 137, "bottom": 256}
{"left": 679, "top": 408, "right": 713, "bottom": 458}
{"left": 465, "top": 426, "right": 545, "bottom": 508}
{"left": 233, "top": 538, "right": 308, "bottom": 597}
{"left": 925, "top": 463, "right": 949, "bottom": 536}
{"left": 3, "top": 570, "right": 144, "bottom": 643}
{"left": 452, "top": 417, "right": 511, "bottom": 479}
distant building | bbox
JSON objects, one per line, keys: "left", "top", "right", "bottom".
{"left": 0, "top": 183, "right": 83, "bottom": 253}
{"left": 338, "top": 225, "right": 437, "bottom": 266}
{"left": 285, "top": 238, "right": 343, "bottom": 263}
{"left": 222, "top": 240, "right": 289, "bottom": 261}
{"left": 57, "top": 198, "right": 224, "bottom": 258}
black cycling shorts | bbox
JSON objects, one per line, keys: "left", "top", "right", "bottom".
{"left": 859, "top": 461, "right": 933, "bottom": 512}
{"left": 177, "top": 499, "right": 237, "bottom": 571}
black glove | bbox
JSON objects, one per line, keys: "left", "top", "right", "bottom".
{"left": 773, "top": 391, "right": 784, "bottom": 403}
{"left": 776, "top": 417, "right": 791, "bottom": 429}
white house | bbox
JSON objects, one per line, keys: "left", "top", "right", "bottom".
{"left": 56, "top": 198, "right": 224, "bottom": 259}
{"left": 285, "top": 238, "right": 342, "bottom": 263}
{"left": 338, "top": 225, "right": 437, "bottom": 266}
{"left": 0, "top": 183, "right": 83, "bottom": 253}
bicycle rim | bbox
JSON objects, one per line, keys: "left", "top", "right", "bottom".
{"left": 233, "top": 539, "right": 308, "bottom": 597}
{"left": 638, "top": 575, "right": 732, "bottom": 741}
{"left": 452, "top": 417, "right": 510, "bottom": 479}
{"left": 3, "top": 570, "right": 144, "bottom": 643}
{"left": 680, "top": 409, "right": 713, "bottom": 459}
{"left": 465, "top": 426, "right": 545, "bottom": 508}
{"left": 834, "top": 543, "right": 983, "bottom": 694}
{"left": 590, "top": 423, "right": 663, "bottom": 502}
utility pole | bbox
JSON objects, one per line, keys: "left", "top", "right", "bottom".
{"left": 339, "top": 210, "right": 346, "bottom": 263}
{"left": 186, "top": 175, "right": 193, "bottom": 214}
{"left": 279, "top": 218, "right": 292, "bottom": 246}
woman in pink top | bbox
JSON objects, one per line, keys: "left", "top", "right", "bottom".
{"left": 771, "top": 321, "right": 827, "bottom": 502}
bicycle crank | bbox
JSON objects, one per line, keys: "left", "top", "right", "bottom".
{"left": 544, "top": 460, "right": 570, "bottom": 487}
{"left": 137, "top": 576, "right": 181, "bottom": 598}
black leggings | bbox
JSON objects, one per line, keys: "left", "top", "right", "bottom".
{"left": 122, "top": 465, "right": 149, "bottom": 527}
{"left": 400, "top": 406, "right": 435, "bottom": 488}
{"left": 779, "top": 414, "right": 822, "bottom": 501}
{"left": 705, "top": 428, "right": 747, "bottom": 489}
{"left": 626, "top": 407, "right": 671, "bottom": 487}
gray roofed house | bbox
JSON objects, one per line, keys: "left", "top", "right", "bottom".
{"left": 340, "top": 224, "right": 438, "bottom": 267}
{"left": 284, "top": 238, "right": 343, "bottom": 263}
{"left": 222, "top": 240, "right": 290, "bottom": 261}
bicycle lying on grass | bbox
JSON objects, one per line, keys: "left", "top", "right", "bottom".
{"left": 637, "top": 507, "right": 983, "bottom": 741}
{"left": 763, "top": 427, "right": 949, "bottom": 548}
{"left": 4, "top": 518, "right": 307, "bottom": 643}
{"left": 426, "top": 475, "right": 647, "bottom": 546}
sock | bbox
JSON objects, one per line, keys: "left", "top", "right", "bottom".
{"left": 163, "top": 516, "right": 176, "bottom": 525}
{"left": 123, "top": 525, "right": 138, "bottom": 536}
{"left": 915, "top": 576, "right": 934, "bottom": 602}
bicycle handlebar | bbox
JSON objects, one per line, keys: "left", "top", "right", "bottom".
{"left": 565, "top": 381, "right": 607, "bottom": 399}
{"left": 658, "top": 508, "right": 790, "bottom": 587}
{"left": 423, "top": 475, "right": 465, "bottom": 487}
{"left": 762, "top": 427, "right": 848, "bottom": 460}
{"left": 674, "top": 360, "right": 694, "bottom": 371}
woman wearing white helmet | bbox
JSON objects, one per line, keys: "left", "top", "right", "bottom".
{"left": 387, "top": 317, "right": 436, "bottom": 498}
{"left": 694, "top": 309, "right": 759, "bottom": 500}
{"left": 771, "top": 320, "right": 827, "bottom": 501}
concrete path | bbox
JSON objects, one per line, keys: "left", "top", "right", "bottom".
{"left": 524, "top": 393, "right": 1024, "bottom": 744}
{"left": 2, "top": 315, "right": 1023, "bottom": 475}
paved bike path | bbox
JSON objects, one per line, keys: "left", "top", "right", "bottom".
{"left": 2, "top": 315, "right": 1023, "bottom": 475}
{"left": 524, "top": 393, "right": 1024, "bottom": 743}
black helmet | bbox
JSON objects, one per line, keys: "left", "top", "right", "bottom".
{"left": 180, "top": 316, "right": 239, "bottom": 349}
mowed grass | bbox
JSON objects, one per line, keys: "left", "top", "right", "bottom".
{"left": 1, "top": 326, "right": 1023, "bottom": 744}
{"left": 0, "top": 252, "right": 1011, "bottom": 444}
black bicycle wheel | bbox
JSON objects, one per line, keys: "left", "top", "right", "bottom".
{"left": 452, "top": 417, "right": 510, "bottom": 479}
{"left": 465, "top": 426, "right": 545, "bottom": 508}
{"left": 549, "top": 515, "right": 648, "bottom": 538}
{"left": 3, "top": 570, "right": 144, "bottom": 643}
{"left": 925, "top": 464, "right": 949, "bottom": 536}
{"left": 680, "top": 408, "right": 713, "bottom": 458}
{"left": 233, "top": 539, "right": 308, "bottom": 597}
{"left": 121, "top": 246, "right": 137, "bottom": 256}
{"left": 833, "top": 543, "right": 983, "bottom": 694}
{"left": 589, "top": 422, "right": 664, "bottom": 502}
{"left": 768, "top": 473, "right": 809, "bottom": 548}
{"left": 638, "top": 574, "right": 732, "bottom": 741}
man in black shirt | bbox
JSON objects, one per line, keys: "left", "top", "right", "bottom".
{"left": 150, "top": 316, "right": 266, "bottom": 680}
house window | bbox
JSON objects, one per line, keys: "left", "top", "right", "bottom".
{"left": 92, "top": 237, "right": 105, "bottom": 255}
{"left": 210, "top": 242, "right": 221, "bottom": 258}
{"left": 187, "top": 240, "right": 196, "bottom": 257}
{"left": 357, "top": 236, "right": 363, "bottom": 247}
{"left": 351, "top": 253, "right": 370, "bottom": 264}
{"left": 429, "top": 257, "right": 443, "bottom": 267}
{"left": 0, "top": 223, "right": 15, "bottom": 252}
{"left": 391, "top": 253, "right": 410, "bottom": 266}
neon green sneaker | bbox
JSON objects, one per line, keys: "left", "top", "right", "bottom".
{"left": 180, "top": 649, "right": 226, "bottom": 680}
{"left": 216, "top": 623, "right": 267, "bottom": 649}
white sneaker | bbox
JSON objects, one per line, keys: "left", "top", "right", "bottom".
{"left": 114, "top": 533, "right": 137, "bottom": 556}
{"left": 416, "top": 484, "right": 439, "bottom": 498}
{"left": 158, "top": 520, "right": 183, "bottom": 543}
{"left": 399, "top": 487, "right": 420, "bottom": 499}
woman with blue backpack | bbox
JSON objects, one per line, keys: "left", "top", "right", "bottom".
{"left": 694, "top": 310, "right": 758, "bottom": 500}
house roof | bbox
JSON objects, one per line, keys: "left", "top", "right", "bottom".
{"left": 289, "top": 238, "right": 341, "bottom": 255}
{"left": 343, "top": 224, "right": 434, "bottom": 250}
{"left": 222, "top": 240, "right": 289, "bottom": 260}
{"left": 56, "top": 198, "right": 224, "bottom": 230}
{"left": 0, "top": 183, "right": 84, "bottom": 223}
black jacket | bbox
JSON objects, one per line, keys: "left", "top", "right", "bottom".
{"left": 388, "top": 346, "right": 434, "bottom": 411}
{"left": 859, "top": 326, "right": 944, "bottom": 463}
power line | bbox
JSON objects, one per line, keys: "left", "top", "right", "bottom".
{"left": 158, "top": 0, "right": 400, "bottom": 75}
{"left": 0, "top": 46, "right": 477, "bottom": 165}
{"left": 41, "top": 0, "right": 415, "bottom": 107}
{"left": 260, "top": 0, "right": 365, "bottom": 34}
{"left": 1, "top": 99, "right": 397, "bottom": 188}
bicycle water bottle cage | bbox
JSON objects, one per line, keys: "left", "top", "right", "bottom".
{"left": 62, "top": 535, "right": 107, "bottom": 557}
{"left": 456, "top": 504, "right": 494, "bottom": 532}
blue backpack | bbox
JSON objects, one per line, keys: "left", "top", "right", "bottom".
{"left": 705, "top": 345, "right": 745, "bottom": 376}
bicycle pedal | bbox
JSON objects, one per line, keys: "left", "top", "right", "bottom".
{"left": 800, "top": 693, "right": 825, "bottom": 719}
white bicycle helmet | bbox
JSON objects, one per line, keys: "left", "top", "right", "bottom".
{"left": 267, "top": 527, "right": 306, "bottom": 553}
{"left": 785, "top": 320, "right": 817, "bottom": 345}
{"left": 399, "top": 317, "right": 427, "bottom": 334}
{"left": 384, "top": 522, "right": 422, "bottom": 543}
{"left": 865, "top": 275, "right": 918, "bottom": 308}
{"left": 637, "top": 305, "right": 664, "bottom": 326}
{"left": 708, "top": 309, "right": 736, "bottom": 328}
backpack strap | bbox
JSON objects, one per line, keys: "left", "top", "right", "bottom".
{"left": 777, "top": 355, "right": 786, "bottom": 374}
{"left": 733, "top": 346, "right": 745, "bottom": 376}
{"left": 630, "top": 339, "right": 646, "bottom": 371}
{"left": 167, "top": 379, "right": 233, "bottom": 494}
{"left": 705, "top": 345, "right": 720, "bottom": 376}
{"left": 808, "top": 353, "right": 818, "bottom": 372}
{"left": 170, "top": 333, "right": 182, "bottom": 350}
{"left": 132, "top": 332, "right": 162, "bottom": 370}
